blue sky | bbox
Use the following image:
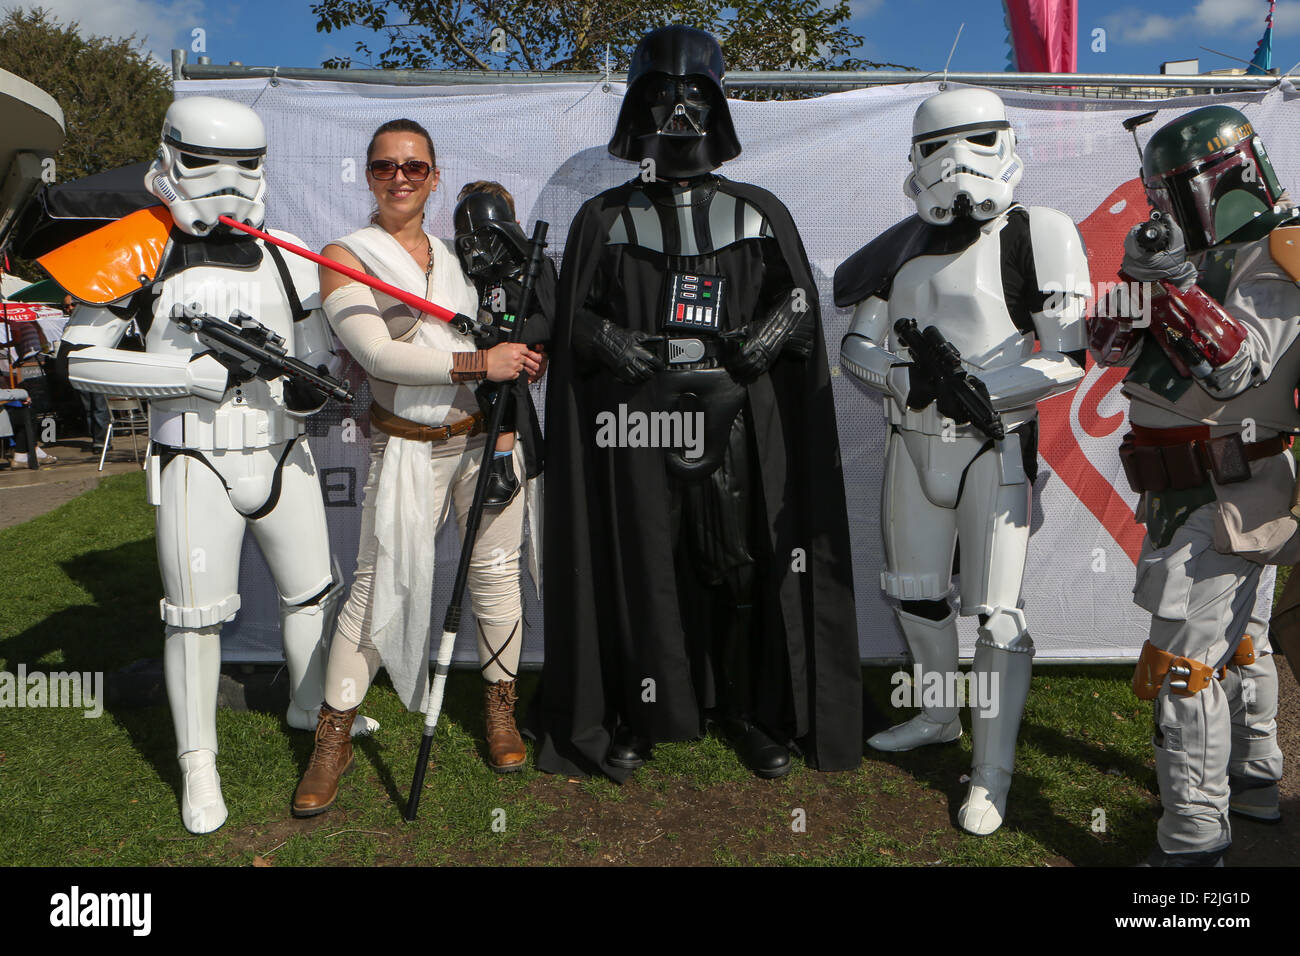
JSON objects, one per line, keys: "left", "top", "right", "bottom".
{"left": 35, "top": 0, "right": 1292, "bottom": 77}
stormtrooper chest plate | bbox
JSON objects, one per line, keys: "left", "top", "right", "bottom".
{"left": 146, "top": 260, "right": 296, "bottom": 359}
{"left": 146, "top": 259, "right": 302, "bottom": 451}
{"left": 886, "top": 218, "right": 1030, "bottom": 371}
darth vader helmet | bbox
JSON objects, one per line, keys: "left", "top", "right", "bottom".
{"left": 608, "top": 26, "right": 741, "bottom": 179}
{"left": 453, "top": 190, "right": 531, "bottom": 283}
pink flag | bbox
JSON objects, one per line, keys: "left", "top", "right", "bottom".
{"left": 1003, "top": 0, "right": 1078, "bottom": 73}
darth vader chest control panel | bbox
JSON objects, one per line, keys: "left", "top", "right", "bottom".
{"left": 662, "top": 271, "right": 726, "bottom": 364}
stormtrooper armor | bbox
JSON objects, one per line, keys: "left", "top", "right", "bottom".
{"left": 835, "top": 88, "right": 1089, "bottom": 835}
{"left": 53, "top": 98, "right": 370, "bottom": 834}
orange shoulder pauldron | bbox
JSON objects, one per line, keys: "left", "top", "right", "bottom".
{"left": 38, "top": 206, "right": 173, "bottom": 306}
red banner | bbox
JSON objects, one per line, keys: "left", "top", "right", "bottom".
{"left": 1004, "top": 0, "right": 1078, "bottom": 73}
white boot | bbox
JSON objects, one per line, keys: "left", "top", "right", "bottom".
{"left": 165, "top": 626, "right": 227, "bottom": 834}
{"left": 869, "top": 711, "right": 963, "bottom": 751}
{"left": 281, "top": 582, "right": 379, "bottom": 736}
{"left": 178, "top": 749, "right": 228, "bottom": 834}
{"left": 958, "top": 628, "right": 1034, "bottom": 836}
{"left": 869, "top": 606, "right": 963, "bottom": 752}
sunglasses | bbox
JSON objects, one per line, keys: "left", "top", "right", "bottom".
{"left": 368, "top": 160, "right": 432, "bottom": 181}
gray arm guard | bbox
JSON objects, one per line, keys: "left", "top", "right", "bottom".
{"left": 63, "top": 304, "right": 229, "bottom": 403}
{"left": 839, "top": 296, "right": 907, "bottom": 403}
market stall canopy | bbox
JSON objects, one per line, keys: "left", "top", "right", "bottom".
{"left": 0, "top": 68, "right": 64, "bottom": 254}
{"left": 8, "top": 277, "right": 63, "bottom": 303}
{"left": 14, "top": 161, "right": 158, "bottom": 259}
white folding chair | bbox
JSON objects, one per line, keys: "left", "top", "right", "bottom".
{"left": 99, "top": 397, "right": 148, "bottom": 471}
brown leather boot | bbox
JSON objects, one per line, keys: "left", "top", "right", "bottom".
{"left": 484, "top": 680, "right": 526, "bottom": 772}
{"left": 292, "top": 703, "right": 356, "bottom": 817}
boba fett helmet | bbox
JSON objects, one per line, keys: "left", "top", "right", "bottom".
{"left": 1141, "top": 105, "right": 1286, "bottom": 253}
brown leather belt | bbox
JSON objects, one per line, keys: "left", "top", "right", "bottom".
{"left": 1120, "top": 423, "right": 1291, "bottom": 493}
{"left": 370, "top": 402, "right": 484, "bottom": 443}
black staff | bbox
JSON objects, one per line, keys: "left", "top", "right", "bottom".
{"left": 405, "top": 219, "right": 548, "bottom": 821}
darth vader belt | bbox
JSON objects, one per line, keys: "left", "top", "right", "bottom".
{"left": 646, "top": 335, "right": 728, "bottom": 366}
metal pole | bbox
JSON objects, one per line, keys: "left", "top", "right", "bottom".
{"left": 176, "top": 62, "right": 1286, "bottom": 93}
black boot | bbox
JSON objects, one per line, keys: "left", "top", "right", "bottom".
{"left": 482, "top": 453, "right": 521, "bottom": 509}
{"left": 719, "top": 715, "right": 791, "bottom": 779}
{"left": 606, "top": 725, "right": 653, "bottom": 770}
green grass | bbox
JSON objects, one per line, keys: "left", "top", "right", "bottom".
{"left": 0, "top": 473, "right": 1172, "bottom": 866}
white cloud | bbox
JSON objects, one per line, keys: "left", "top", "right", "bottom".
{"left": 1191, "top": 0, "right": 1259, "bottom": 32}
{"left": 1107, "top": 0, "right": 1280, "bottom": 45}
{"left": 19, "top": 0, "right": 210, "bottom": 63}
{"left": 848, "top": 0, "right": 885, "bottom": 18}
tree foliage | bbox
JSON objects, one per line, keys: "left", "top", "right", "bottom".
{"left": 0, "top": 6, "right": 171, "bottom": 183}
{"left": 313, "top": 0, "right": 911, "bottom": 73}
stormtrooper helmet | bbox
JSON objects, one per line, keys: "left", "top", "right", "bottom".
{"left": 145, "top": 97, "right": 268, "bottom": 236}
{"left": 905, "top": 88, "right": 1023, "bottom": 225}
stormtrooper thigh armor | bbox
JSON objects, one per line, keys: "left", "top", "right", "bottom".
{"left": 156, "top": 438, "right": 336, "bottom": 833}
{"left": 875, "top": 422, "right": 1034, "bottom": 835}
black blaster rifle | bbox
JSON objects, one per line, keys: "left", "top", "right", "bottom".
{"left": 170, "top": 301, "right": 354, "bottom": 404}
{"left": 894, "top": 317, "right": 1005, "bottom": 441}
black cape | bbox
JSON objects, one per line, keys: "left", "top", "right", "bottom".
{"left": 529, "top": 175, "right": 862, "bottom": 780}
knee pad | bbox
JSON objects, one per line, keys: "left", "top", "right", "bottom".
{"left": 160, "top": 593, "right": 240, "bottom": 629}
{"left": 975, "top": 605, "right": 1031, "bottom": 652}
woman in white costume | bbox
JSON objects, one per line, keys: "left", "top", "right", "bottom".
{"left": 292, "top": 119, "right": 543, "bottom": 816}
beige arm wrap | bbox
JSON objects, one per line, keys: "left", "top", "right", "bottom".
{"left": 323, "top": 282, "right": 454, "bottom": 385}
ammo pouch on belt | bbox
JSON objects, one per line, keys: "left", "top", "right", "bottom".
{"left": 1119, "top": 430, "right": 1254, "bottom": 493}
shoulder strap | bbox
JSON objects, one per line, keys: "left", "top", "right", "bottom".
{"left": 263, "top": 239, "right": 310, "bottom": 321}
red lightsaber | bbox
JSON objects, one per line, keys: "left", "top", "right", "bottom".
{"left": 217, "top": 215, "right": 479, "bottom": 335}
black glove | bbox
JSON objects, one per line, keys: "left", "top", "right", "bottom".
{"left": 903, "top": 362, "right": 937, "bottom": 412}
{"left": 283, "top": 366, "right": 329, "bottom": 412}
{"left": 585, "top": 317, "right": 665, "bottom": 385}
{"left": 726, "top": 289, "right": 812, "bottom": 383}
{"left": 934, "top": 375, "right": 991, "bottom": 428}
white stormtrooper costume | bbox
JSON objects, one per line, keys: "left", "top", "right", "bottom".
{"left": 834, "top": 88, "right": 1089, "bottom": 834}
{"left": 54, "top": 98, "right": 369, "bottom": 834}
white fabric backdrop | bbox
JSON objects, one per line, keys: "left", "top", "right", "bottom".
{"left": 177, "top": 76, "right": 1295, "bottom": 664}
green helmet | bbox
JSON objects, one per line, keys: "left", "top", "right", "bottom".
{"left": 1141, "top": 105, "right": 1286, "bottom": 253}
